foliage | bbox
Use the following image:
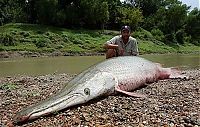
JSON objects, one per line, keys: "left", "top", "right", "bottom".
{"left": 33, "top": 38, "right": 51, "bottom": 48}
{"left": 0, "top": 33, "right": 16, "bottom": 46}
{"left": 79, "top": 0, "right": 109, "bottom": 28}
{"left": 0, "top": 0, "right": 199, "bottom": 47}
{"left": 151, "top": 28, "right": 164, "bottom": 41}
{"left": 134, "top": 28, "right": 154, "bottom": 40}
{"left": 126, "top": 0, "right": 163, "bottom": 17}
{"left": 0, "top": 83, "right": 18, "bottom": 90}
{"left": 64, "top": 3, "right": 80, "bottom": 26}
{"left": 143, "top": 2, "right": 189, "bottom": 44}
{"left": 0, "top": 0, "right": 27, "bottom": 25}
{"left": 175, "top": 29, "right": 185, "bottom": 44}
{"left": 117, "top": 7, "right": 143, "bottom": 29}
{"left": 35, "top": 0, "right": 57, "bottom": 25}
{"left": 165, "top": 3, "right": 188, "bottom": 34}
{"left": 185, "top": 8, "right": 200, "bottom": 46}
{"left": 106, "top": 0, "right": 122, "bottom": 29}
{"left": 138, "top": 40, "right": 176, "bottom": 54}
{"left": 0, "top": 23, "right": 199, "bottom": 54}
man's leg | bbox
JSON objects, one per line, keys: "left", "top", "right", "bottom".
{"left": 106, "top": 49, "right": 117, "bottom": 59}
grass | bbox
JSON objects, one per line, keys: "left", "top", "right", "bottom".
{"left": 0, "top": 83, "right": 19, "bottom": 90}
{"left": 0, "top": 23, "right": 199, "bottom": 54}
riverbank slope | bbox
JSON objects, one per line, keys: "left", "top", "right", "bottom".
{"left": 0, "top": 23, "right": 199, "bottom": 58}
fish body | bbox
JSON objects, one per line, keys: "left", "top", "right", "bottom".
{"left": 14, "top": 56, "right": 183, "bottom": 123}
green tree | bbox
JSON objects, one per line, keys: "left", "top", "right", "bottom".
{"left": 79, "top": 0, "right": 109, "bottom": 28}
{"left": 164, "top": 3, "right": 188, "bottom": 43}
{"left": 117, "top": 7, "right": 143, "bottom": 30}
{"left": 127, "top": 0, "right": 164, "bottom": 17}
{"left": 0, "top": 0, "right": 27, "bottom": 25}
{"left": 106, "top": 0, "right": 122, "bottom": 29}
{"left": 25, "top": 0, "right": 37, "bottom": 23}
{"left": 58, "top": 0, "right": 80, "bottom": 9}
{"left": 165, "top": 3, "right": 188, "bottom": 34}
{"left": 96, "top": 2, "right": 109, "bottom": 29}
{"left": 64, "top": 2, "right": 80, "bottom": 27}
{"left": 144, "top": 2, "right": 188, "bottom": 44}
{"left": 185, "top": 8, "right": 200, "bottom": 45}
{"left": 35, "top": 0, "right": 57, "bottom": 25}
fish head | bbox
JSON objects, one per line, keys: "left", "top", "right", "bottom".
{"left": 13, "top": 69, "right": 117, "bottom": 124}
{"left": 69, "top": 70, "right": 118, "bottom": 102}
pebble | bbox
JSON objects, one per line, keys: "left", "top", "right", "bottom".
{"left": 0, "top": 69, "right": 199, "bottom": 127}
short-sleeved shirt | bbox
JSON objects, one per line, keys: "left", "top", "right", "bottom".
{"left": 106, "top": 35, "right": 139, "bottom": 56}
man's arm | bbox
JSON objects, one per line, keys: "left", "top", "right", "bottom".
{"left": 104, "top": 36, "right": 119, "bottom": 50}
{"left": 131, "top": 38, "right": 139, "bottom": 56}
{"left": 104, "top": 43, "right": 118, "bottom": 49}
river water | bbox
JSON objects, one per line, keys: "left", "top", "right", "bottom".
{"left": 0, "top": 54, "right": 199, "bottom": 77}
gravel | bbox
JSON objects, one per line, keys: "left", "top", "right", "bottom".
{"left": 0, "top": 69, "right": 199, "bottom": 127}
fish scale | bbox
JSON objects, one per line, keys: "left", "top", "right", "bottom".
{"left": 13, "top": 56, "right": 184, "bottom": 124}
{"left": 95, "top": 56, "right": 159, "bottom": 91}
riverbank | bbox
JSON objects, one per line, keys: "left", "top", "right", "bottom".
{"left": 1, "top": 23, "right": 199, "bottom": 57}
{"left": 0, "top": 51, "right": 105, "bottom": 58}
{"left": 0, "top": 50, "right": 199, "bottom": 59}
{"left": 0, "top": 69, "right": 199, "bottom": 127}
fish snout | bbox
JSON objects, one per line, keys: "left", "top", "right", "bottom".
{"left": 13, "top": 114, "right": 30, "bottom": 124}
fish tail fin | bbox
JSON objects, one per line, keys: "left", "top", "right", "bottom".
{"left": 159, "top": 67, "right": 188, "bottom": 79}
{"left": 169, "top": 67, "right": 188, "bottom": 79}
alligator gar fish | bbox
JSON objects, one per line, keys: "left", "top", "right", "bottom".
{"left": 13, "top": 56, "right": 185, "bottom": 124}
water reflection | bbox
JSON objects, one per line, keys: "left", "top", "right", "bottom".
{"left": 142, "top": 54, "right": 200, "bottom": 69}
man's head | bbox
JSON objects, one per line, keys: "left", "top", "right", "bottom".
{"left": 120, "top": 25, "right": 131, "bottom": 40}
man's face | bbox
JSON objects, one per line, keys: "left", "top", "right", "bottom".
{"left": 121, "top": 29, "right": 130, "bottom": 40}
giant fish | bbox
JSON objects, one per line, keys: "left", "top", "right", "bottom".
{"left": 13, "top": 56, "right": 185, "bottom": 124}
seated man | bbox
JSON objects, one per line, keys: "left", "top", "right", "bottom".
{"left": 104, "top": 25, "right": 139, "bottom": 59}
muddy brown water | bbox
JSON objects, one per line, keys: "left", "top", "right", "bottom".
{"left": 0, "top": 54, "right": 199, "bottom": 77}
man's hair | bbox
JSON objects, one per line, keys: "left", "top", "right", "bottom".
{"left": 120, "top": 25, "right": 131, "bottom": 32}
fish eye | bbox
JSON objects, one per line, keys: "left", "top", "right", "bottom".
{"left": 84, "top": 88, "right": 90, "bottom": 95}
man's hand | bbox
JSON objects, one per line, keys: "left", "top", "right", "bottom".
{"left": 118, "top": 48, "right": 124, "bottom": 55}
{"left": 132, "top": 51, "right": 139, "bottom": 56}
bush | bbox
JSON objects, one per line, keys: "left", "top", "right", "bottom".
{"left": 0, "top": 33, "right": 16, "bottom": 46}
{"left": 151, "top": 28, "right": 164, "bottom": 41}
{"left": 134, "top": 28, "right": 154, "bottom": 40}
{"left": 191, "top": 40, "right": 200, "bottom": 46}
{"left": 33, "top": 38, "right": 51, "bottom": 48}
{"left": 176, "top": 29, "right": 185, "bottom": 44}
{"left": 164, "top": 33, "right": 176, "bottom": 44}
{"left": 20, "top": 31, "right": 30, "bottom": 37}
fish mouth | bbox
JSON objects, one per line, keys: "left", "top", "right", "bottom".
{"left": 14, "top": 92, "right": 86, "bottom": 124}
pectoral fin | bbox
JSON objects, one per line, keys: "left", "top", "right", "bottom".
{"left": 115, "top": 86, "right": 147, "bottom": 98}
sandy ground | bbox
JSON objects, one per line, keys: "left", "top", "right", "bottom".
{"left": 0, "top": 69, "right": 199, "bottom": 127}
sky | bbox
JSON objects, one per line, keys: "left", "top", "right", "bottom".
{"left": 120, "top": 0, "right": 200, "bottom": 9}
{"left": 180, "top": 0, "right": 200, "bottom": 9}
